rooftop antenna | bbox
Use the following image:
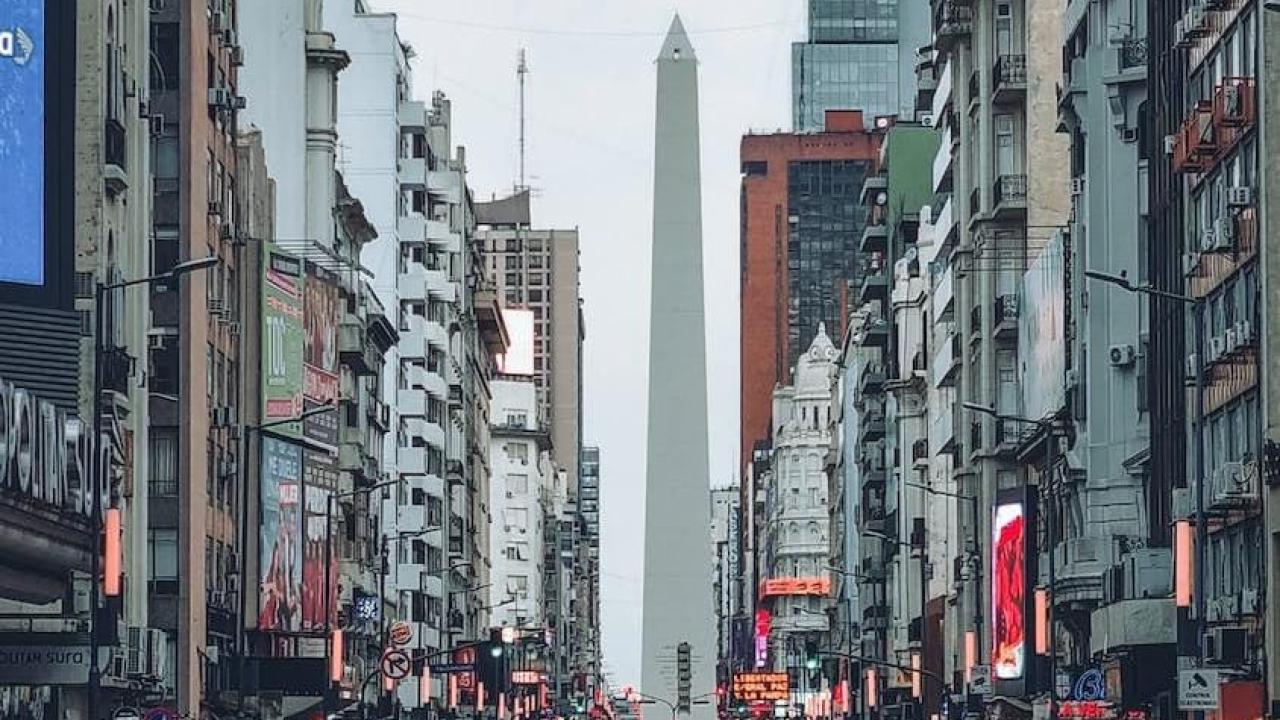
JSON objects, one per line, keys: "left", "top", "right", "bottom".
{"left": 517, "top": 48, "right": 529, "bottom": 193}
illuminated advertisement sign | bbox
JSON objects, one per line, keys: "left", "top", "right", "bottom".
{"left": 303, "top": 261, "right": 340, "bottom": 449}
{"left": 258, "top": 437, "right": 303, "bottom": 631}
{"left": 300, "top": 449, "right": 337, "bottom": 631}
{"left": 262, "top": 248, "right": 305, "bottom": 437}
{"left": 733, "top": 673, "right": 789, "bottom": 702}
{"left": 992, "top": 501, "right": 1026, "bottom": 680}
{"left": 759, "top": 577, "right": 831, "bottom": 598}
{"left": 0, "top": 0, "right": 44, "bottom": 287}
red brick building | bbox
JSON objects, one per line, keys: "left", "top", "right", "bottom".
{"left": 739, "top": 110, "right": 882, "bottom": 469}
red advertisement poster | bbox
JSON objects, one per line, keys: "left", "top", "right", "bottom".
{"left": 301, "top": 449, "right": 339, "bottom": 631}
{"left": 992, "top": 501, "right": 1025, "bottom": 680}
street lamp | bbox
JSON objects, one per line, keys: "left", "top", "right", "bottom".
{"left": 88, "top": 255, "right": 219, "bottom": 720}
{"left": 633, "top": 690, "right": 713, "bottom": 720}
{"left": 1085, "top": 268, "right": 1206, "bottom": 707}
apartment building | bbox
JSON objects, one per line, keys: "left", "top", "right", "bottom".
{"left": 710, "top": 487, "right": 742, "bottom": 681}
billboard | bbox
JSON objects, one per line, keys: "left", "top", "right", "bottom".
{"left": 259, "top": 436, "right": 303, "bottom": 631}
{"left": 262, "top": 248, "right": 305, "bottom": 438}
{"left": 733, "top": 673, "right": 789, "bottom": 702}
{"left": 758, "top": 577, "right": 830, "bottom": 598}
{"left": 1019, "top": 232, "right": 1066, "bottom": 420}
{"left": 301, "top": 449, "right": 338, "bottom": 631}
{"left": 0, "top": 1, "right": 43, "bottom": 287}
{"left": 497, "top": 308, "right": 535, "bottom": 376}
{"left": 303, "top": 261, "right": 340, "bottom": 449}
{"left": 992, "top": 500, "right": 1026, "bottom": 681}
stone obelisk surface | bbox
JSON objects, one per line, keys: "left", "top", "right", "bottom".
{"left": 641, "top": 14, "right": 715, "bottom": 719}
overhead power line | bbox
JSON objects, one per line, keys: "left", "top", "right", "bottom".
{"left": 393, "top": 13, "right": 793, "bottom": 38}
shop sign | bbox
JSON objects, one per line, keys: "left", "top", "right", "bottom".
{"left": 0, "top": 644, "right": 108, "bottom": 685}
{"left": 1056, "top": 701, "right": 1117, "bottom": 720}
{"left": 758, "top": 577, "right": 831, "bottom": 598}
{"left": 0, "top": 377, "right": 97, "bottom": 519}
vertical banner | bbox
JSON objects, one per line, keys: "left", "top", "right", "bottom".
{"left": 301, "top": 449, "right": 339, "bottom": 630}
{"left": 992, "top": 498, "right": 1027, "bottom": 681}
{"left": 303, "top": 261, "right": 340, "bottom": 449}
{"left": 262, "top": 247, "right": 305, "bottom": 437}
{"left": 259, "top": 436, "right": 303, "bottom": 631}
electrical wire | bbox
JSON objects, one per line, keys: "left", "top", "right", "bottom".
{"left": 391, "top": 13, "right": 794, "bottom": 38}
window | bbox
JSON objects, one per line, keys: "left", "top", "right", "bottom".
{"left": 507, "top": 542, "right": 530, "bottom": 561}
{"left": 150, "top": 529, "right": 178, "bottom": 580}
{"left": 150, "top": 430, "right": 178, "bottom": 496}
{"left": 506, "top": 508, "right": 529, "bottom": 527}
{"left": 507, "top": 474, "right": 529, "bottom": 494}
{"left": 504, "top": 442, "right": 529, "bottom": 465}
{"left": 507, "top": 575, "right": 529, "bottom": 596}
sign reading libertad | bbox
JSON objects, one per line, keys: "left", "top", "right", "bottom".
{"left": 733, "top": 672, "right": 789, "bottom": 702}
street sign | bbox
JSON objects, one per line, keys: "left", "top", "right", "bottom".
{"left": 381, "top": 649, "right": 412, "bottom": 680}
{"left": 113, "top": 707, "right": 141, "bottom": 720}
{"left": 1178, "top": 669, "right": 1219, "bottom": 711}
{"left": 388, "top": 622, "right": 413, "bottom": 647}
{"left": 429, "top": 662, "right": 475, "bottom": 674}
{"left": 969, "top": 665, "right": 992, "bottom": 699}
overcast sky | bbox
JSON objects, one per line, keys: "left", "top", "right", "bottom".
{"left": 381, "top": 0, "right": 808, "bottom": 688}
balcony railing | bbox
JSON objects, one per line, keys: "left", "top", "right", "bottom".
{"left": 1173, "top": 101, "right": 1218, "bottom": 174}
{"left": 993, "top": 174, "right": 1028, "bottom": 211}
{"left": 935, "top": 1, "right": 973, "bottom": 44}
{"left": 1119, "top": 38, "right": 1148, "bottom": 70}
{"left": 993, "top": 55, "right": 1026, "bottom": 102}
{"left": 994, "top": 293, "right": 1019, "bottom": 337}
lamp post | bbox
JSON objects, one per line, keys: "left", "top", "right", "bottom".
{"left": 1084, "top": 269, "right": 1205, "bottom": 713}
{"left": 88, "top": 255, "right": 219, "bottom": 720}
{"left": 962, "top": 400, "right": 1059, "bottom": 712}
{"left": 633, "top": 691, "right": 713, "bottom": 720}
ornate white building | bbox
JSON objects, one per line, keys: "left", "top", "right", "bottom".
{"left": 761, "top": 325, "right": 838, "bottom": 669}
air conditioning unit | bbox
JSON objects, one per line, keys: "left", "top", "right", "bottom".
{"left": 232, "top": 95, "right": 247, "bottom": 111}
{"left": 148, "top": 332, "right": 167, "bottom": 351}
{"left": 210, "top": 10, "right": 227, "bottom": 33}
{"left": 1227, "top": 186, "right": 1253, "bottom": 208}
{"left": 229, "top": 45, "right": 244, "bottom": 67}
{"left": 1108, "top": 344, "right": 1136, "bottom": 368}
{"left": 1209, "top": 336, "right": 1225, "bottom": 362}
{"left": 221, "top": 29, "right": 237, "bottom": 47}
{"left": 146, "top": 628, "right": 168, "bottom": 678}
{"left": 1164, "top": 133, "right": 1179, "bottom": 155}
{"left": 1236, "top": 319, "right": 1253, "bottom": 345}
{"left": 207, "top": 87, "right": 232, "bottom": 109}
{"left": 1213, "top": 217, "right": 1236, "bottom": 252}
{"left": 919, "top": 113, "right": 934, "bottom": 126}
{"left": 1241, "top": 588, "right": 1260, "bottom": 615}
{"left": 1200, "top": 225, "right": 1218, "bottom": 253}
{"left": 1070, "top": 178, "right": 1085, "bottom": 196}
{"left": 149, "top": 113, "right": 165, "bottom": 138}
{"left": 1120, "top": 127, "right": 1139, "bottom": 144}
{"left": 126, "top": 626, "right": 148, "bottom": 676}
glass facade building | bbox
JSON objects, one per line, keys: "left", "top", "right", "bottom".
{"left": 791, "top": 0, "right": 927, "bottom": 131}
{"left": 786, "top": 159, "right": 871, "bottom": 356}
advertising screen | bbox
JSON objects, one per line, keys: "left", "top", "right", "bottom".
{"left": 262, "top": 248, "right": 305, "bottom": 437}
{"left": 303, "top": 261, "right": 340, "bottom": 449}
{"left": 301, "top": 449, "right": 338, "bottom": 631}
{"left": 992, "top": 501, "right": 1026, "bottom": 680}
{"left": 0, "top": 0, "right": 44, "bottom": 287}
{"left": 259, "top": 436, "right": 303, "bottom": 631}
{"left": 733, "top": 673, "right": 789, "bottom": 702}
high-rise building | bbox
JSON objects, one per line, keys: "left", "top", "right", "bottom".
{"left": 475, "top": 193, "right": 583, "bottom": 494}
{"left": 738, "top": 111, "right": 880, "bottom": 476}
{"left": 641, "top": 16, "right": 715, "bottom": 719}
{"left": 710, "top": 486, "right": 742, "bottom": 679}
{"left": 791, "top": 0, "right": 929, "bottom": 131}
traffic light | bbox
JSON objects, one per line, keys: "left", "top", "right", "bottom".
{"left": 676, "top": 642, "right": 692, "bottom": 712}
{"left": 803, "top": 639, "right": 820, "bottom": 670}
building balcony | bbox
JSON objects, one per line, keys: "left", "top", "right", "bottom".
{"left": 932, "top": 127, "right": 955, "bottom": 193}
{"left": 992, "top": 54, "right": 1026, "bottom": 105}
{"left": 398, "top": 156, "right": 426, "bottom": 189}
{"left": 861, "top": 364, "right": 887, "bottom": 393}
{"left": 1089, "top": 599, "right": 1175, "bottom": 654}
{"left": 993, "top": 294, "right": 1018, "bottom": 338}
{"left": 339, "top": 441, "right": 379, "bottom": 484}
{"left": 426, "top": 268, "right": 454, "bottom": 301}
{"left": 408, "top": 416, "right": 447, "bottom": 450}
{"left": 1172, "top": 101, "right": 1218, "bottom": 174}
{"left": 859, "top": 263, "right": 889, "bottom": 304}
{"left": 1117, "top": 38, "right": 1148, "bottom": 73}
{"left": 398, "top": 504, "right": 426, "bottom": 533}
{"left": 1051, "top": 537, "right": 1113, "bottom": 605}
{"left": 425, "top": 218, "right": 452, "bottom": 242}
{"left": 398, "top": 212, "right": 425, "bottom": 243}
{"left": 104, "top": 119, "right": 128, "bottom": 195}
{"left": 425, "top": 317, "right": 449, "bottom": 349}
{"left": 934, "top": 0, "right": 972, "bottom": 49}
{"left": 991, "top": 174, "right": 1028, "bottom": 218}
{"left": 860, "top": 222, "right": 888, "bottom": 254}
{"left": 397, "top": 388, "right": 425, "bottom": 418}
{"left": 860, "top": 413, "right": 886, "bottom": 443}
{"left": 398, "top": 100, "right": 426, "bottom": 131}
{"left": 858, "top": 318, "right": 889, "bottom": 347}
{"left": 339, "top": 318, "right": 379, "bottom": 376}
{"left": 930, "top": 57, "right": 953, "bottom": 122}
{"left": 932, "top": 332, "right": 960, "bottom": 387}
{"left": 397, "top": 562, "right": 424, "bottom": 591}
{"left": 933, "top": 263, "right": 954, "bottom": 320}
{"left": 427, "top": 170, "right": 463, "bottom": 204}
{"left": 398, "top": 263, "right": 427, "bottom": 302}
{"left": 934, "top": 194, "right": 957, "bottom": 251}
{"left": 400, "top": 446, "right": 426, "bottom": 476}
{"left": 421, "top": 574, "right": 444, "bottom": 598}
{"left": 968, "top": 304, "right": 982, "bottom": 340}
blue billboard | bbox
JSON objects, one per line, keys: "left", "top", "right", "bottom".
{"left": 0, "top": 0, "right": 43, "bottom": 286}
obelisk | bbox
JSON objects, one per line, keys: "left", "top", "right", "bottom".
{"left": 641, "top": 14, "right": 714, "bottom": 719}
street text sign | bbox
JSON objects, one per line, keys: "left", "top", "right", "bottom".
{"left": 1178, "top": 669, "right": 1219, "bottom": 711}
